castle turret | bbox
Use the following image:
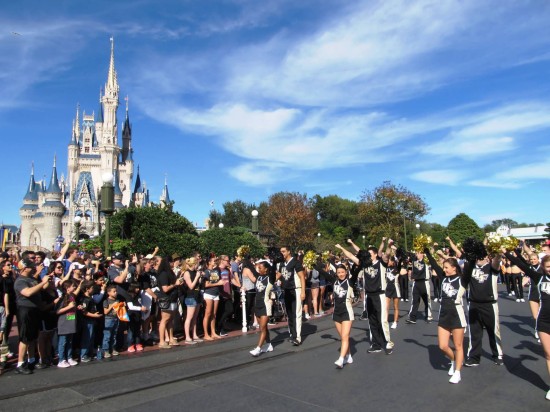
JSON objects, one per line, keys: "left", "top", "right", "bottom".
{"left": 160, "top": 176, "right": 171, "bottom": 208}
{"left": 19, "top": 163, "right": 39, "bottom": 248}
{"left": 42, "top": 156, "right": 65, "bottom": 249}
{"left": 121, "top": 96, "right": 132, "bottom": 162}
{"left": 114, "top": 169, "right": 124, "bottom": 210}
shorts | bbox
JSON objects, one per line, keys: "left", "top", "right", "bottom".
{"left": 332, "top": 301, "right": 354, "bottom": 323}
{"left": 17, "top": 306, "right": 41, "bottom": 343}
{"left": 0, "top": 306, "right": 6, "bottom": 329}
{"left": 310, "top": 282, "right": 320, "bottom": 289}
{"left": 438, "top": 301, "right": 467, "bottom": 330}
{"left": 185, "top": 297, "right": 199, "bottom": 307}
{"left": 204, "top": 293, "right": 219, "bottom": 301}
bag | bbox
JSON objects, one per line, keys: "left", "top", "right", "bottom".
{"left": 113, "top": 302, "right": 130, "bottom": 322}
{"left": 157, "top": 296, "right": 170, "bottom": 310}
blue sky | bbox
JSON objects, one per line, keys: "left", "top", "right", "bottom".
{"left": 2, "top": 0, "right": 550, "bottom": 229}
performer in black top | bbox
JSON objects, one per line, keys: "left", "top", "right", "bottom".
{"left": 249, "top": 261, "right": 277, "bottom": 357}
{"left": 320, "top": 264, "right": 356, "bottom": 368}
{"left": 277, "top": 247, "right": 306, "bottom": 346}
{"left": 336, "top": 238, "right": 393, "bottom": 355}
{"left": 406, "top": 250, "right": 433, "bottom": 324}
{"left": 425, "top": 249, "right": 468, "bottom": 384}
{"left": 503, "top": 249, "right": 550, "bottom": 401}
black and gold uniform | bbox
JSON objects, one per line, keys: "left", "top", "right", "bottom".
{"left": 407, "top": 256, "right": 433, "bottom": 323}
{"left": 255, "top": 271, "right": 275, "bottom": 317}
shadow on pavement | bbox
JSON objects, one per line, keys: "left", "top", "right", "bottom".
{"left": 504, "top": 352, "right": 548, "bottom": 391}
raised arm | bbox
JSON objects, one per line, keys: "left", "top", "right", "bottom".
{"left": 446, "top": 236, "right": 462, "bottom": 259}
{"left": 347, "top": 239, "right": 361, "bottom": 253}
{"left": 335, "top": 244, "right": 359, "bottom": 265}
{"left": 503, "top": 249, "right": 541, "bottom": 283}
{"left": 424, "top": 248, "right": 444, "bottom": 278}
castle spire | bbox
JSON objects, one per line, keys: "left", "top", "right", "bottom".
{"left": 46, "top": 154, "right": 61, "bottom": 193}
{"left": 106, "top": 36, "right": 118, "bottom": 92}
{"left": 23, "top": 162, "right": 38, "bottom": 201}
{"left": 160, "top": 174, "right": 171, "bottom": 205}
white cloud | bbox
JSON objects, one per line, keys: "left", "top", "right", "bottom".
{"left": 411, "top": 170, "right": 466, "bottom": 185}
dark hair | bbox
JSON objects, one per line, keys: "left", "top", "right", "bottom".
{"left": 66, "top": 247, "right": 78, "bottom": 256}
{"left": 157, "top": 257, "right": 173, "bottom": 275}
{"left": 106, "top": 285, "right": 117, "bottom": 293}
{"left": 443, "top": 258, "right": 462, "bottom": 275}
{"left": 61, "top": 279, "right": 76, "bottom": 307}
{"left": 0, "top": 261, "right": 12, "bottom": 270}
{"left": 36, "top": 251, "right": 46, "bottom": 259}
{"left": 367, "top": 246, "right": 377, "bottom": 255}
{"left": 129, "top": 282, "right": 140, "bottom": 291}
{"left": 81, "top": 280, "right": 95, "bottom": 291}
{"left": 257, "top": 261, "right": 271, "bottom": 271}
{"left": 542, "top": 255, "right": 550, "bottom": 272}
{"left": 21, "top": 250, "right": 35, "bottom": 259}
{"left": 335, "top": 264, "right": 348, "bottom": 272}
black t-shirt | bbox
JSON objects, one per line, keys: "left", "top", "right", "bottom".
{"left": 2, "top": 274, "right": 16, "bottom": 311}
{"left": 185, "top": 270, "right": 201, "bottom": 300}
{"left": 15, "top": 276, "right": 43, "bottom": 308}
{"left": 278, "top": 258, "right": 304, "bottom": 290}
{"left": 204, "top": 268, "right": 221, "bottom": 296}
{"left": 138, "top": 271, "right": 157, "bottom": 291}
{"left": 157, "top": 270, "right": 178, "bottom": 302}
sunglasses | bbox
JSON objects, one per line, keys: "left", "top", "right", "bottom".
{"left": 5, "top": 264, "right": 12, "bottom": 267}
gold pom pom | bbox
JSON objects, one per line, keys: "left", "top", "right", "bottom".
{"left": 303, "top": 250, "right": 318, "bottom": 270}
{"left": 237, "top": 245, "right": 250, "bottom": 258}
{"left": 413, "top": 233, "right": 432, "bottom": 253}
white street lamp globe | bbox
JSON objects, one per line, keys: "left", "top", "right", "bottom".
{"left": 317, "top": 233, "right": 321, "bottom": 237}
{"left": 74, "top": 215, "right": 82, "bottom": 224}
{"left": 102, "top": 171, "right": 114, "bottom": 184}
{"left": 251, "top": 209, "right": 259, "bottom": 217}
{"left": 415, "top": 224, "right": 420, "bottom": 229}
{"left": 219, "top": 223, "right": 224, "bottom": 229}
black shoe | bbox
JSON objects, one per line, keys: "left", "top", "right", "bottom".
{"left": 405, "top": 319, "right": 416, "bottom": 324}
{"left": 15, "top": 365, "right": 33, "bottom": 375}
{"left": 464, "top": 358, "right": 480, "bottom": 367}
{"left": 493, "top": 357, "right": 504, "bottom": 366}
{"left": 367, "top": 345, "right": 382, "bottom": 353}
{"left": 385, "top": 348, "right": 393, "bottom": 355}
{"left": 426, "top": 318, "right": 433, "bottom": 324}
{"left": 291, "top": 339, "right": 301, "bottom": 346}
{"left": 219, "top": 330, "right": 229, "bottom": 337}
{"left": 34, "top": 362, "right": 49, "bottom": 370}
{"left": 359, "top": 311, "right": 368, "bottom": 320}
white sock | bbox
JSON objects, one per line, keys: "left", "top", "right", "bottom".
{"left": 17, "top": 361, "right": 24, "bottom": 367}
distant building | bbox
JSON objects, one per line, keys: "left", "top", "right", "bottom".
{"left": 495, "top": 225, "right": 549, "bottom": 243}
{"left": 19, "top": 39, "right": 170, "bottom": 251}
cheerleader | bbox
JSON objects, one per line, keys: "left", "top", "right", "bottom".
{"left": 385, "top": 257, "right": 401, "bottom": 329}
{"left": 320, "top": 264, "right": 356, "bottom": 368}
{"left": 249, "top": 261, "right": 277, "bottom": 356}
{"left": 503, "top": 249, "right": 550, "bottom": 400}
{"left": 425, "top": 249, "right": 467, "bottom": 384}
{"left": 525, "top": 253, "right": 542, "bottom": 340}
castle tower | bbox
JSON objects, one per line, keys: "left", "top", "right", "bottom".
{"left": 98, "top": 37, "right": 120, "bottom": 175}
{"left": 160, "top": 176, "right": 171, "bottom": 208}
{"left": 19, "top": 164, "right": 39, "bottom": 247}
{"left": 42, "top": 156, "right": 65, "bottom": 249}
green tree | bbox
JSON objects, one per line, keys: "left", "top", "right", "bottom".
{"left": 208, "top": 200, "right": 258, "bottom": 229}
{"left": 200, "top": 227, "right": 265, "bottom": 257}
{"left": 312, "top": 195, "right": 361, "bottom": 244}
{"left": 447, "top": 213, "right": 484, "bottom": 244}
{"left": 263, "top": 192, "right": 317, "bottom": 250}
{"left": 358, "top": 181, "right": 430, "bottom": 248}
{"left": 110, "top": 204, "right": 200, "bottom": 257}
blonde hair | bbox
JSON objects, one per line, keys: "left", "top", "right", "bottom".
{"left": 182, "top": 257, "right": 198, "bottom": 271}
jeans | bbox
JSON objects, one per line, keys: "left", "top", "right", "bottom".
{"left": 79, "top": 319, "right": 95, "bottom": 358}
{"left": 102, "top": 317, "right": 119, "bottom": 353}
{"left": 58, "top": 334, "right": 74, "bottom": 361}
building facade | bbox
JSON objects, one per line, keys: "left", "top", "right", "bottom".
{"left": 19, "top": 39, "right": 167, "bottom": 251}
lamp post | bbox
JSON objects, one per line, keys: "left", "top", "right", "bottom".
{"left": 218, "top": 223, "right": 224, "bottom": 229}
{"left": 317, "top": 232, "right": 321, "bottom": 252}
{"left": 362, "top": 235, "right": 366, "bottom": 249}
{"left": 74, "top": 215, "right": 82, "bottom": 246}
{"left": 251, "top": 209, "right": 259, "bottom": 239}
{"left": 100, "top": 171, "right": 115, "bottom": 257}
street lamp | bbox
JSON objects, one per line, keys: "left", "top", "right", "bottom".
{"left": 251, "top": 209, "right": 259, "bottom": 238}
{"left": 415, "top": 223, "right": 420, "bottom": 230}
{"left": 100, "top": 171, "right": 115, "bottom": 257}
{"left": 74, "top": 215, "right": 82, "bottom": 246}
{"left": 218, "top": 223, "right": 224, "bottom": 229}
{"left": 362, "top": 235, "right": 366, "bottom": 249}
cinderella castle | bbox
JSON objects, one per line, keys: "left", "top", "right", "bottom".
{"left": 19, "top": 39, "right": 170, "bottom": 251}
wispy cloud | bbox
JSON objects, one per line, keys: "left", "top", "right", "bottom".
{"left": 411, "top": 170, "right": 466, "bottom": 185}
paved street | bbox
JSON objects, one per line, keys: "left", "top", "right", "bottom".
{"left": 0, "top": 286, "right": 548, "bottom": 411}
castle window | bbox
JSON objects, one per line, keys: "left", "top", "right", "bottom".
{"left": 85, "top": 147, "right": 90, "bottom": 153}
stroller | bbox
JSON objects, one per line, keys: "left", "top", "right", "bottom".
{"left": 270, "top": 284, "right": 287, "bottom": 322}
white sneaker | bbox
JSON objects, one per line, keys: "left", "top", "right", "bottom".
{"left": 57, "top": 360, "right": 70, "bottom": 368}
{"left": 391, "top": 322, "right": 397, "bottom": 329}
{"left": 448, "top": 361, "right": 455, "bottom": 376}
{"left": 261, "top": 343, "right": 273, "bottom": 353}
{"left": 521, "top": 298, "right": 525, "bottom": 302}
{"left": 449, "top": 371, "right": 461, "bottom": 384}
{"left": 67, "top": 359, "right": 78, "bottom": 366}
{"left": 512, "top": 291, "right": 515, "bottom": 296}
{"left": 344, "top": 354, "right": 353, "bottom": 364}
{"left": 546, "top": 389, "right": 550, "bottom": 400}
{"left": 305, "top": 313, "right": 310, "bottom": 320}
{"left": 516, "top": 299, "right": 521, "bottom": 302}
{"left": 433, "top": 298, "right": 438, "bottom": 302}
{"left": 334, "top": 357, "right": 344, "bottom": 369}
{"left": 535, "top": 331, "right": 539, "bottom": 339}
{"left": 249, "top": 347, "right": 261, "bottom": 357}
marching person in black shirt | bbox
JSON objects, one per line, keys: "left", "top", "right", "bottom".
{"left": 249, "top": 260, "right": 277, "bottom": 356}
{"left": 336, "top": 238, "right": 394, "bottom": 355}
{"left": 406, "top": 250, "right": 433, "bottom": 324}
{"left": 425, "top": 248, "right": 468, "bottom": 384}
{"left": 277, "top": 246, "right": 306, "bottom": 346}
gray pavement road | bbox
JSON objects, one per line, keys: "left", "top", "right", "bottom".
{"left": 1, "top": 286, "right": 548, "bottom": 411}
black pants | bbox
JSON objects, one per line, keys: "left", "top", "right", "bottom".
{"left": 2, "top": 311, "right": 15, "bottom": 346}
{"left": 398, "top": 275, "right": 409, "bottom": 300}
{"left": 366, "top": 293, "right": 391, "bottom": 349}
{"left": 467, "top": 301, "right": 503, "bottom": 362}
{"left": 408, "top": 280, "right": 432, "bottom": 321}
{"left": 216, "top": 297, "right": 233, "bottom": 332}
{"left": 504, "top": 274, "right": 512, "bottom": 294}
{"left": 511, "top": 274, "right": 523, "bottom": 299}
{"left": 246, "top": 291, "right": 256, "bottom": 327}
{"left": 284, "top": 289, "right": 302, "bottom": 342}
{"left": 432, "top": 276, "right": 441, "bottom": 300}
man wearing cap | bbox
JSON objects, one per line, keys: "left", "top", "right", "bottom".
{"left": 14, "top": 258, "right": 51, "bottom": 374}
{"left": 108, "top": 252, "right": 131, "bottom": 301}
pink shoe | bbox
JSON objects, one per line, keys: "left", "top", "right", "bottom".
{"left": 135, "top": 344, "right": 144, "bottom": 352}
{"left": 127, "top": 345, "right": 136, "bottom": 353}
